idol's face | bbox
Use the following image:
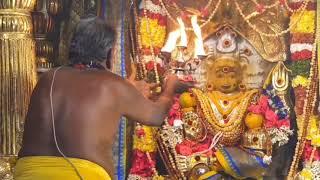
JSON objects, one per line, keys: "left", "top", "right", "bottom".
{"left": 207, "top": 57, "right": 243, "bottom": 93}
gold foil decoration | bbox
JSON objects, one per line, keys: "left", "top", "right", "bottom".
{"left": 0, "top": 0, "right": 37, "bottom": 179}
{"left": 33, "top": 0, "right": 56, "bottom": 71}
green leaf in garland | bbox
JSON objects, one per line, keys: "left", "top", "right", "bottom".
{"left": 289, "top": 61, "right": 311, "bottom": 78}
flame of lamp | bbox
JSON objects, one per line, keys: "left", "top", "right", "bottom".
{"left": 32, "top": 11, "right": 55, "bottom": 36}
{"left": 161, "top": 30, "right": 180, "bottom": 53}
{"left": 177, "top": 17, "right": 187, "bottom": 47}
{"left": 47, "top": 0, "right": 63, "bottom": 16}
{"left": 191, "top": 16, "right": 206, "bottom": 59}
{"left": 191, "top": 15, "right": 206, "bottom": 58}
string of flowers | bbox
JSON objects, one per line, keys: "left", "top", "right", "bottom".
{"left": 248, "top": 86, "right": 293, "bottom": 146}
{"left": 128, "top": 0, "right": 167, "bottom": 179}
{"left": 287, "top": 0, "right": 318, "bottom": 178}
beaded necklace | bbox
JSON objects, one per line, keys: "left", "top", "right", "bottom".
{"left": 159, "top": 0, "right": 221, "bottom": 31}
{"left": 192, "top": 88, "right": 258, "bottom": 145}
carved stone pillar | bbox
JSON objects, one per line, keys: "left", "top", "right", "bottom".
{"left": 0, "top": 0, "right": 37, "bottom": 179}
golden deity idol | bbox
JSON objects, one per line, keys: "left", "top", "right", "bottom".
{"left": 157, "top": 27, "right": 293, "bottom": 179}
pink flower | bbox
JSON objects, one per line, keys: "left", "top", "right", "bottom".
{"left": 265, "top": 119, "right": 278, "bottom": 128}
{"left": 265, "top": 109, "right": 279, "bottom": 122}
{"left": 168, "top": 117, "right": 175, "bottom": 126}
{"left": 248, "top": 104, "right": 263, "bottom": 114}
{"left": 259, "top": 95, "right": 269, "bottom": 112}
{"left": 172, "top": 103, "right": 180, "bottom": 110}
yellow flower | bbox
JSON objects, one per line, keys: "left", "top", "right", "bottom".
{"left": 300, "top": 168, "right": 313, "bottom": 180}
{"left": 152, "top": 175, "right": 164, "bottom": 180}
{"left": 306, "top": 116, "right": 320, "bottom": 147}
{"left": 290, "top": 11, "right": 315, "bottom": 33}
{"left": 133, "top": 125, "right": 157, "bottom": 152}
{"left": 292, "top": 75, "right": 310, "bottom": 88}
{"left": 140, "top": 18, "right": 166, "bottom": 49}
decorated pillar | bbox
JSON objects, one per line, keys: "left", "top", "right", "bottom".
{"left": 0, "top": 0, "right": 37, "bottom": 179}
{"left": 32, "top": 0, "right": 55, "bottom": 72}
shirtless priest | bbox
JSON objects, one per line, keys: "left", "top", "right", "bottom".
{"left": 14, "top": 17, "right": 184, "bottom": 180}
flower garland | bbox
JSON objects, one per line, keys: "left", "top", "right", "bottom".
{"left": 290, "top": 60, "right": 311, "bottom": 77}
{"left": 287, "top": 0, "right": 318, "bottom": 178}
{"left": 289, "top": 0, "right": 316, "bottom": 117}
{"left": 248, "top": 86, "right": 293, "bottom": 146}
{"left": 139, "top": 17, "right": 166, "bottom": 50}
{"left": 292, "top": 75, "right": 311, "bottom": 88}
{"left": 128, "top": 0, "right": 167, "bottom": 179}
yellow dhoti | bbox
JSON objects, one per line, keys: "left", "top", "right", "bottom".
{"left": 14, "top": 156, "right": 111, "bottom": 180}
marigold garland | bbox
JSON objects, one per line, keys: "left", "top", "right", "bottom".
{"left": 292, "top": 75, "right": 311, "bottom": 88}
{"left": 290, "top": 11, "right": 315, "bottom": 33}
{"left": 129, "top": 0, "right": 167, "bottom": 179}
{"left": 140, "top": 17, "right": 166, "bottom": 49}
{"left": 133, "top": 126, "right": 158, "bottom": 152}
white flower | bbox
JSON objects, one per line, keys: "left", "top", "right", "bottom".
{"left": 263, "top": 156, "right": 272, "bottom": 165}
{"left": 290, "top": 43, "right": 314, "bottom": 53}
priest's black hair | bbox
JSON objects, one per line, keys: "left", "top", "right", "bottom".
{"left": 69, "top": 17, "right": 115, "bottom": 66}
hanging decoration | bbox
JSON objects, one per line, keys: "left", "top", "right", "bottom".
{"left": 128, "top": 0, "right": 167, "bottom": 179}
{"left": 288, "top": 0, "right": 319, "bottom": 178}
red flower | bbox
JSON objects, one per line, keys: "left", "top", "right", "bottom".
{"left": 158, "top": 18, "right": 167, "bottom": 26}
{"left": 302, "top": 141, "right": 320, "bottom": 162}
{"left": 201, "top": 7, "right": 209, "bottom": 18}
{"left": 291, "top": 50, "right": 312, "bottom": 61}
{"left": 130, "top": 150, "right": 156, "bottom": 177}
{"left": 176, "top": 140, "right": 195, "bottom": 156}
{"left": 256, "top": 4, "right": 265, "bottom": 13}
{"left": 146, "top": 61, "right": 155, "bottom": 71}
{"left": 176, "top": 143, "right": 193, "bottom": 156}
{"left": 136, "top": 128, "right": 145, "bottom": 138}
{"left": 277, "top": 119, "right": 290, "bottom": 128}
